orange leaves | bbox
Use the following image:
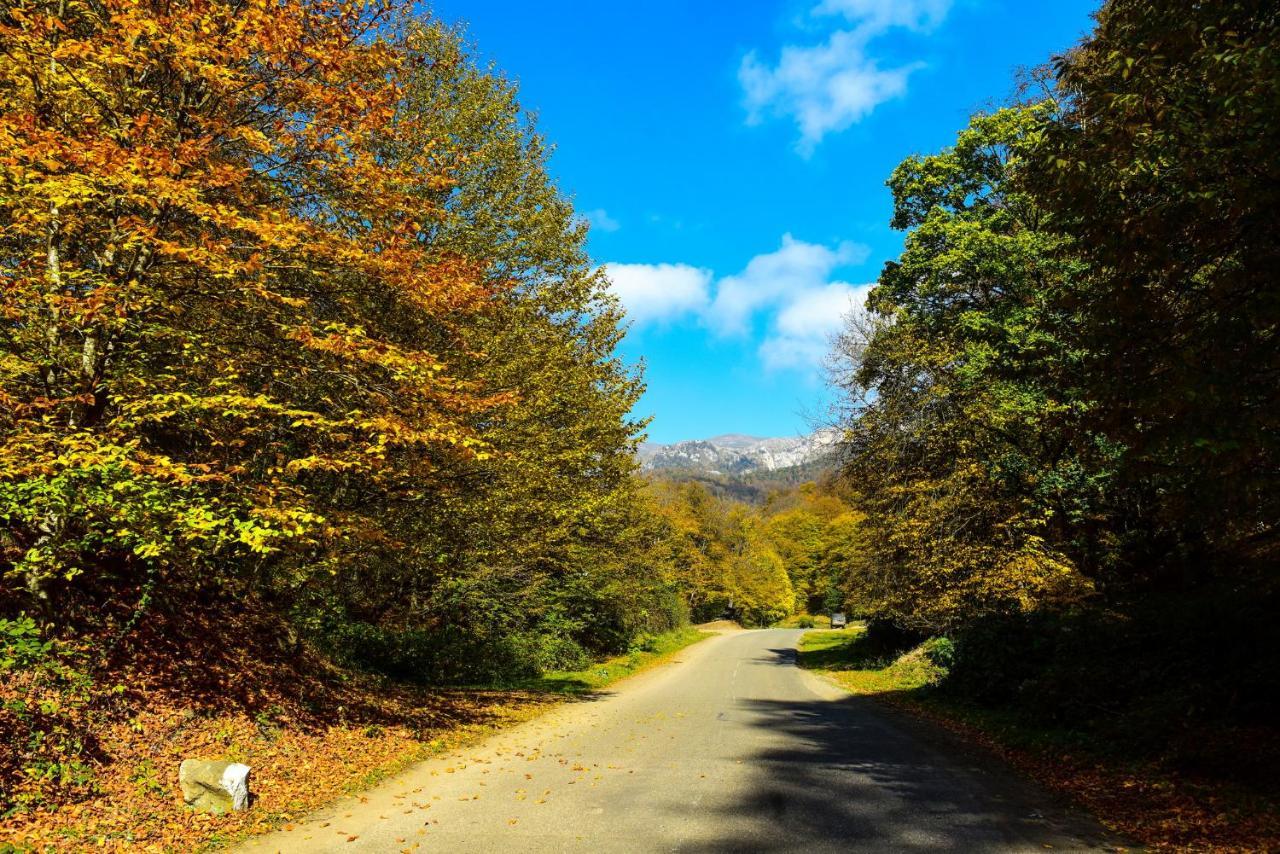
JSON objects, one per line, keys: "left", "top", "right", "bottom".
{"left": 0, "top": 659, "right": 558, "bottom": 852}
{"left": 1, "top": 0, "right": 510, "bottom": 590}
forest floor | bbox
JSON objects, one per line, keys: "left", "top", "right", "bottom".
{"left": 798, "top": 628, "right": 1280, "bottom": 853}
{"left": 0, "top": 611, "right": 709, "bottom": 853}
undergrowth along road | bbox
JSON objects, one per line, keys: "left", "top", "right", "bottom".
{"left": 797, "top": 626, "right": 1280, "bottom": 852}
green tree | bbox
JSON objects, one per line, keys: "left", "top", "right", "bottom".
{"left": 833, "top": 106, "right": 1094, "bottom": 629}
{"left": 296, "top": 22, "right": 658, "bottom": 679}
{"left": 1029, "top": 0, "right": 1280, "bottom": 577}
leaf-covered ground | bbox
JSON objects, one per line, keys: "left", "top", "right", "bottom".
{"left": 0, "top": 603, "right": 708, "bottom": 853}
{"left": 798, "top": 628, "right": 1280, "bottom": 853}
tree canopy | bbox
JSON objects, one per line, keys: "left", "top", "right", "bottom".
{"left": 832, "top": 0, "right": 1280, "bottom": 631}
{"left": 0, "top": 1, "right": 676, "bottom": 693}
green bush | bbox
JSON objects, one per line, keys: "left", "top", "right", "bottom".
{"left": 326, "top": 621, "right": 591, "bottom": 685}
{"left": 940, "top": 584, "right": 1280, "bottom": 783}
{"left": 921, "top": 636, "right": 955, "bottom": 669}
{"left": 797, "top": 615, "right": 816, "bottom": 629}
{"left": 0, "top": 616, "right": 51, "bottom": 673}
{"left": 629, "top": 633, "right": 659, "bottom": 654}
{"left": 863, "top": 618, "right": 927, "bottom": 657}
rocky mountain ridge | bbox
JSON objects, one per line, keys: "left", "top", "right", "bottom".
{"left": 637, "top": 429, "right": 840, "bottom": 475}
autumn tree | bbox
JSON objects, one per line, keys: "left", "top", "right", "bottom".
{"left": 269, "top": 21, "right": 664, "bottom": 679}
{"left": 763, "top": 484, "right": 859, "bottom": 614}
{"left": 0, "top": 0, "right": 512, "bottom": 626}
{"left": 646, "top": 480, "right": 796, "bottom": 627}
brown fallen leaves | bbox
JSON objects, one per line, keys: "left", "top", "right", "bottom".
{"left": 0, "top": 602, "right": 561, "bottom": 852}
{"left": 888, "top": 696, "right": 1280, "bottom": 853}
{"left": 2, "top": 687, "right": 557, "bottom": 852}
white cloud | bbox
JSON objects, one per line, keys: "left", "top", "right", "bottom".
{"left": 604, "top": 262, "right": 712, "bottom": 325}
{"left": 759, "top": 281, "right": 873, "bottom": 371}
{"left": 741, "top": 0, "right": 952, "bottom": 153}
{"left": 583, "top": 208, "right": 620, "bottom": 232}
{"left": 607, "top": 235, "right": 872, "bottom": 374}
{"left": 707, "top": 234, "right": 868, "bottom": 335}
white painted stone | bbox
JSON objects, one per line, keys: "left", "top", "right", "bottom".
{"left": 179, "top": 759, "right": 253, "bottom": 813}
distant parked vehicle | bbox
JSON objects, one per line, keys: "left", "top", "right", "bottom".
{"left": 829, "top": 612, "right": 847, "bottom": 629}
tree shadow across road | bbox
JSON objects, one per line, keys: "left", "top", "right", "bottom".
{"left": 676, "top": 646, "right": 1119, "bottom": 853}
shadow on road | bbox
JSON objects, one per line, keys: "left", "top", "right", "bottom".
{"left": 676, "top": 648, "right": 1116, "bottom": 853}
{"left": 751, "top": 647, "right": 798, "bottom": 666}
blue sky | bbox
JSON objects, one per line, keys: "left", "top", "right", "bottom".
{"left": 427, "top": 0, "right": 1100, "bottom": 443}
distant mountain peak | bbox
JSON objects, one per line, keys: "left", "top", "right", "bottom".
{"left": 637, "top": 429, "right": 839, "bottom": 476}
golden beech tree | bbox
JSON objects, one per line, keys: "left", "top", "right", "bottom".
{"left": 301, "top": 23, "right": 657, "bottom": 677}
{"left": 0, "top": 0, "right": 502, "bottom": 607}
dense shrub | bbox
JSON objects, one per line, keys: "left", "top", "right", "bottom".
{"left": 327, "top": 621, "right": 592, "bottom": 685}
{"left": 941, "top": 582, "right": 1280, "bottom": 782}
{"left": 920, "top": 636, "right": 954, "bottom": 670}
{"left": 861, "top": 619, "right": 928, "bottom": 659}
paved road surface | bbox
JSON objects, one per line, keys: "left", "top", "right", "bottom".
{"left": 239, "top": 628, "right": 1118, "bottom": 853}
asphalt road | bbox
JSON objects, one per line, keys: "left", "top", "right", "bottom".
{"left": 238, "top": 628, "right": 1118, "bottom": 853}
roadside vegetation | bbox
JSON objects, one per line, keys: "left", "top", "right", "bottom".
{"left": 0, "top": 2, "right": 745, "bottom": 847}
{"left": 798, "top": 628, "right": 949, "bottom": 696}
{"left": 2, "top": 0, "right": 1277, "bottom": 851}
{"left": 811, "top": 2, "right": 1280, "bottom": 848}
{"left": 799, "top": 623, "right": 1280, "bottom": 851}
{"left": 524, "top": 626, "right": 709, "bottom": 695}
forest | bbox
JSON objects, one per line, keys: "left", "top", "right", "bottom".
{"left": 819, "top": 1, "right": 1279, "bottom": 846}
{"left": 1, "top": 0, "right": 1277, "bottom": 850}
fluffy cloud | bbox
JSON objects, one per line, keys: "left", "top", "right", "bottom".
{"left": 604, "top": 262, "right": 712, "bottom": 325}
{"left": 607, "top": 236, "right": 872, "bottom": 375}
{"left": 741, "top": 0, "right": 952, "bottom": 153}
{"left": 759, "top": 281, "right": 873, "bottom": 371}
{"left": 707, "top": 234, "right": 867, "bottom": 335}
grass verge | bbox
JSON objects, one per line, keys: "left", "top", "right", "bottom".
{"left": 521, "top": 626, "right": 710, "bottom": 694}
{"left": 798, "top": 627, "right": 947, "bottom": 693}
{"left": 797, "top": 627, "right": 1280, "bottom": 852}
